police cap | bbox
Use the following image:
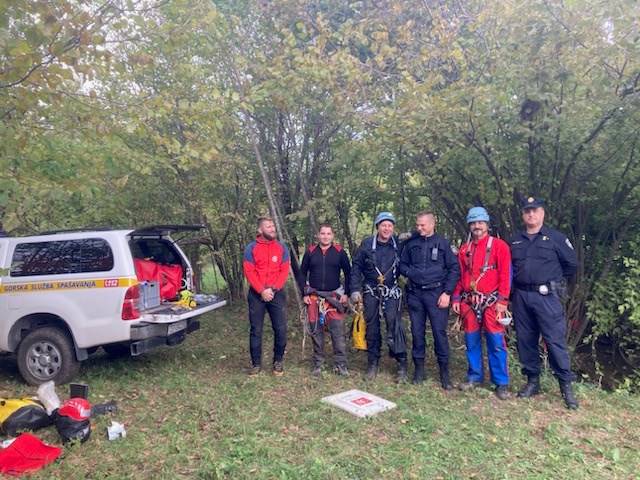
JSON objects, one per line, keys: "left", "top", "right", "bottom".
{"left": 521, "top": 196, "right": 545, "bottom": 210}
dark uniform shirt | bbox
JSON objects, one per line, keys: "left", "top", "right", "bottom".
{"left": 398, "top": 232, "right": 460, "bottom": 294}
{"left": 297, "top": 244, "right": 351, "bottom": 295}
{"left": 510, "top": 225, "right": 578, "bottom": 286}
{"left": 350, "top": 236, "right": 400, "bottom": 292}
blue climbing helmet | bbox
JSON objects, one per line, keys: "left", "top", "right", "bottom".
{"left": 466, "top": 206, "right": 490, "bottom": 223}
{"left": 374, "top": 211, "right": 396, "bottom": 227}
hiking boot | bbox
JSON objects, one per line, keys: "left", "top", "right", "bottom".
{"left": 559, "top": 381, "right": 579, "bottom": 410}
{"left": 495, "top": 385, "right": 510, "bottom": 400}
{"left": 273, "top": 361, "right": 284, "bottom": 377}
{"left": 311, "top": 365, "right": 322, "bottom": 377}
{"left": 412, "top": 361, "right": 425, "bottom": 385}
{"left": 248, "top": 365, "right": 262, "bottom": 376}
{"left": 334, "top": 364, "right": 349, "bottom": 377}
{"left": 517, "top": 377, "right": 541, "bottom": 398}
{"left": 365, "top": 361, "right": 379, "bottom": 381}
{"left": 439, "top": 369, "right": 453, "bottom": 391}
{"left": 396, "top": 359, "right": 408, "bottom": 384}
{"left": 458, "top": 381, "right": 481, "bottom": 391}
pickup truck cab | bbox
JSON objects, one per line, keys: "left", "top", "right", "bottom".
{"left": 0, "top": 225, "right": 226, "bottom": 385}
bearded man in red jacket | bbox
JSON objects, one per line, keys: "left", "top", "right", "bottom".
{"left": 243, "top": 217, "right": 291, "bottom": 376}
{"left": 452, "top": 207, "right": 512, "bottom": 399}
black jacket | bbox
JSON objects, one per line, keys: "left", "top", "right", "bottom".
{"left": 298, "top": 244, "right": 351, "bottom": 295}
{"left": 510, "top": 225, "right": 578, "bottom": 286}
{"left": 350, "top": 235, "right": 400, "bottom": 292}
{"left": 398, "top": 231, "right": 460, "bottom": 294}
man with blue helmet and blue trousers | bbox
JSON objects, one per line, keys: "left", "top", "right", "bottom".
{"left": 399, "top": 211, "right": 460, "bottom": 389}
{"left": 452, "top": 207, "right": 512, "bottom": 399}
{"left": 510, "top": 197, "right": 579, "bottom": 409}
{"left": 350, "top": 212, "right": 408, "bottom": 382}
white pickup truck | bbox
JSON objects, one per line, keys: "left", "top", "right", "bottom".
{"left": 0, "top": 225, "right": 226, "bottom": 385}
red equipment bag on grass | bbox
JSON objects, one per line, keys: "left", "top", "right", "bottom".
{"left": 0, "top": 433, "right": 61, "bottom": 476}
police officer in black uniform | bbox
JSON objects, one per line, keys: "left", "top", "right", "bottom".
{"left": 350, "top": 212, "right": 408, "bottom": 382}
{"left": 510, "top": 197, "right": 579, "bottom": 409}
{"left": 399, "top": 211, "right": 460, "bottom": 389}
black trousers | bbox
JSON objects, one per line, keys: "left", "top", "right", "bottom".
{"left": 406, "top": 289, "right": 449, "bottom": 369}
{"left": 363, "top": 292, "right": 406, "bottom": 364}
{"left": 247, "top": 289, "right": 287, "bottom": 367}
{"left": 512, "top": 289, "right": 575, "bottom": 383}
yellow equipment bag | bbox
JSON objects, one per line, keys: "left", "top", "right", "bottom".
{"left": 351, "top": 304, "right": 367, "bottom": 351}
{"left": 0, "top": 398, "right": 52, "bottom": 436}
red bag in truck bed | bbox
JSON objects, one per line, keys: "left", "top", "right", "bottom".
{"left": 158, "top": 264, "right": 183, "bottom": 300}
{"left": 134, "top": 259, "right": 183, "bottom": 301}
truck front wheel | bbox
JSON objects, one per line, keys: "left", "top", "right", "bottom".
{"left": 17, "top": 327, "right": 80, "bottom": 385}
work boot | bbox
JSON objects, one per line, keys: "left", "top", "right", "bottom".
{"left": 273, "top": 361, "right": 284, "bottom": 377}
{"left": 334, "top": 364, "right": 349, "bottom": 377}
{"left": 559, "top": 381, "right": 579, "bottom": 410}
{"left": 458, "top": 381, "right": 480, "bottom": 391}
{"left": 495, "top": 385, "right": 510, "bottom": 400}
{"left": 365, "top": 360, "right": 379, "bottom": 381}
{"left": 517, "top": 377, "right": 541, "bottom": 398}
{"left": 396, "top": 358, "right": 408, "bottom": 384}
{"left": 248, "top": 365, "right": 262, "bottom": 376}
{"left": 311, "top": 364, "right": 322, "bottom": 377}
{"left": 412, "top": 360, "right": 425, "bottom": 385}
{"left": 439, "top": 367, "right": 453, "bottom": 391}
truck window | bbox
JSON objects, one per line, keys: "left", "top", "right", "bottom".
{"left": 10, "top": 239, "right": 114, "bottom": 277}
{"left": 129, "top": 239, "right": 181, "bottom": 265}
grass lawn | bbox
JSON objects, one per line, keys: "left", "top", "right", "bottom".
{"left": 0, "top": 304, "right": 638, "bottom": 479}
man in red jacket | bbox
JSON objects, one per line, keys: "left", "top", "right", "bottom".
{"left": 452, "top": 207, "right": 512, "bottom": 399}
{"left": 243, "top": 217, "right": 291, "bottom": 376}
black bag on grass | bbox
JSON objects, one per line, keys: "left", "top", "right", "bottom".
{"left": 0, "top": 398, "right": 52, "bottom": 436}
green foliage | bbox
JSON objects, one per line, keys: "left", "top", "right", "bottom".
{"left": 2, "top": 0, "right": 640, "bottom": 374}
{"left": 586, "top": 241, "right": 640, "bottom": 385}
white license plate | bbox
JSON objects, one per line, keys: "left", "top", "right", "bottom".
{"left": 167, "top": 320, "right": 187, "bottom": 335}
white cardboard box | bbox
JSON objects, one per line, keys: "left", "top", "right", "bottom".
{"left": 321, "top": 389, "right": 397, "bottom": 418}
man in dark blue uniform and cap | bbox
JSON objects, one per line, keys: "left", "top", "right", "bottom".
{"left": 510, "top": 197, "right": 579, "bottom": 409}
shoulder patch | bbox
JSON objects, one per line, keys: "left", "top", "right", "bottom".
{"left": 308, "top": 244, "right": 318, "bottom": 253}
{"left": 333, "top": 243, "right": 343, "bottom": 252}
{"left": 565, "top": 238, "right": 574, "bottom": 250}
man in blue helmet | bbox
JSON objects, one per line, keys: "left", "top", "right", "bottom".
{"left": 452, "top": 207, "right": 511, "bottom": 399}
{"left": 510, "top": 197, "right": 579, "bottom": 409}
{"left": 350, "top": 212, "right": 408, "bottom": 382}
{"left": 399, "top": 211, "right": 460, "bottom": 389}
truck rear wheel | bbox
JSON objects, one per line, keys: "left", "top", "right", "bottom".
{"left": 17, "top": 327, "right": 80, "bottom": 385}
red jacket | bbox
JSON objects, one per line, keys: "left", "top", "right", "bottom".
{"left": 452, "top": 235, "right": 511, "bottom": 305}
{"left": 243, "top": 235, "right": 290, "bottom": 294}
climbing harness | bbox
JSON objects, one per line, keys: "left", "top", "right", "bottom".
{"left": 465, "top": 235, "right": 495, "bottom": 292}
{"left": 461, "top": 290, "right": 499, "bottom": 323}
